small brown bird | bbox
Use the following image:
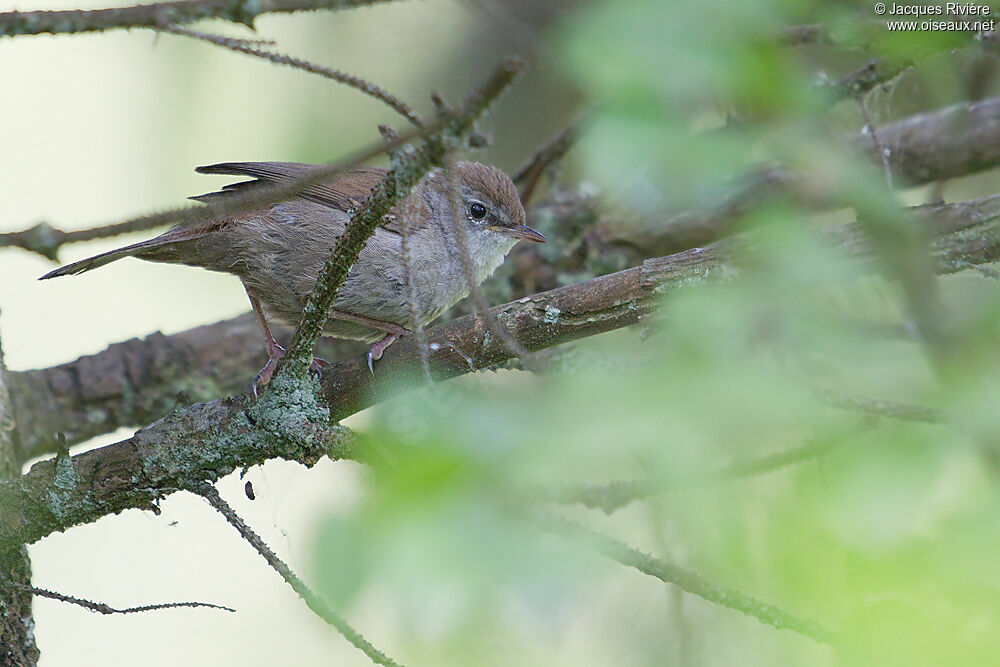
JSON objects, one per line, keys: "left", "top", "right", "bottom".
{"left": 41, "top": 161, "right": 546, "bottom": 388}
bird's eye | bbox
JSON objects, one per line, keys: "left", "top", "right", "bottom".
{"left": 469, "top": 202, "right": 488, "bottom": 221}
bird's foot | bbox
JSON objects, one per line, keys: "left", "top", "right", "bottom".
{"left": 366, "top": 324, "right": 412, "bottom": 375}
{"left": 253, "top": 344, "right": 285, "bottom": 397}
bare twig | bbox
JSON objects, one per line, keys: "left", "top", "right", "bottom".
{"left": 197, "top": 484, "right": 401, "bottom": 667}
{"left": 0, "top": 0, "right": 398, "bottom": 38}
{"left": 1, "top": 580, "right": 234, "bottom": 615}
{"left": 0, "top": 219, "right": 173, "bottom": 262}
{"left": 816, "top": 389, "right": 947, "bottom": 423}
{"left": 161, "top": 24, "right": 422, "bottom": 128}
{"left": 546, "top": 439, "right": 838, "bottom": 514}
{"left": 819, "top": 57, "right": 911, "bottom": 101}
{"left": 539, "top": 515, "right": 836, "bottom": 645}
{"left": 858, "top": 99, "right": 894, "bottom": 190}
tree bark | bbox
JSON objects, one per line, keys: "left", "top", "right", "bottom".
{"left": 0, "top": 327, "right": 38, "bottom": 665}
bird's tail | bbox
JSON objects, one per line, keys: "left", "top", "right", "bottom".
{"left": 39, "top": 235, "right": 182, "bottom": 280}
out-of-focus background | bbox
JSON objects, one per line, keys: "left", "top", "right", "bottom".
{"left": 6, "top": 0, "right": 1000, "bottom": 664}
{"left": 0, "top": 2, "right": 582, "bottom": 664}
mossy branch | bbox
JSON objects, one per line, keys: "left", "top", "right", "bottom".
{"left": 9, "top": 192, "right": 1000, "bottom": 461}
{"left": 0, "top": 246, "right": 709, "bottom": 549}
{"left": 5, "top": 185, "right": 1000, "bottom": 548}
{"left": 0, "top": 321, "right": 39, "bottom": 664}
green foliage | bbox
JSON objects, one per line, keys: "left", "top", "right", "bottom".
{"left": 310, "top": 0, "right": 1000, "bottom": 663}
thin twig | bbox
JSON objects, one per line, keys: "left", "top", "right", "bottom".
{"left": 0, "top": 219, "right": 173, "bottom": 262}
{"left": 161, "top": 24, "right": 422, "bottom": 128}
{"left": 1, "top": 580, "right": 234, "bottom": 615}
{"left": 0, "top": 0, "right": 399, "bottom": 38}
{"left": 399, "top": 178, "right": 434, "bottom": 383}
{"left": 539, "top": 515, "right": 837, "bottom": 645}
{"left": 546, "top": 438, "right": 838, "bottom": 514}
{"left": 816, "top": 389, "right": 947, "bottom": 423}
{"left": 858, "top": 98, "right": 894, "bottom": 190}
{"left": 197, "top": 484, "right": 402, "bottom": 667}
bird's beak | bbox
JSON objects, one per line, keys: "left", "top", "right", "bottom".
{"left": 501, "top": 224, "right": 547, "bottom": 243}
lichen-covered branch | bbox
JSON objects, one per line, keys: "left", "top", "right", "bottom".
{"left": 0, "top": 248, "right": 715, "bottom": 549}
{"left": 10, "top": 192, "right": 1000, "bottom": 461}
{"left": 6, "top": 187, "right": 1000, "bottom": 548}
{"left": 317, "top": 248, "right": 709, "bottom": 421}
{"left": 0, "top": 372, "right": 354, "bottom": 548}
{"left": 0, "top": 0, "right": 397, "bottom": 38}
{"left": 0, "top": 324, "right": 39, "bottom": 665}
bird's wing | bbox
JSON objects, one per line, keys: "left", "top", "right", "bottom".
{"left": 191, "top": 161, "right": 390, "bottom": 212}
{"left": 191, "top": 161, "right": 442, "bottom": 236}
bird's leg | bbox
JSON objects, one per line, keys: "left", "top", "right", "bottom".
{"left": 326, "top": 309, "right": 411, "bottom": 375}
{"left": 244, "top": 285, "right": 329, "bottom": 395}
{"left": 244, "top": 286, "right": 284, "bottom": 395}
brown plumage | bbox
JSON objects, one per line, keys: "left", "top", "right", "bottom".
{"left": 41, "top": 160, "right": 546, "bottom": 389}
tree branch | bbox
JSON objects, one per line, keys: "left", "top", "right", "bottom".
{"left": 11, "top": 192, "right": 1000, "bottom": 461}
{"left": 0, "top": 319, "right": 39, "bottom": 664}
{"left": 0, "top": 378, "right": 355, "bottom": 549}
{"left": 0, "top": 247, "right": 697, "bottom": 548}
{"left": 0, "top": 0, "right": 398, "bottom": 38}
{"left": 6, "top": 186, "right": 1000, "bottom": 548}
{"left": 595, "top": 96, "right": 1000, "bottom": 258}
